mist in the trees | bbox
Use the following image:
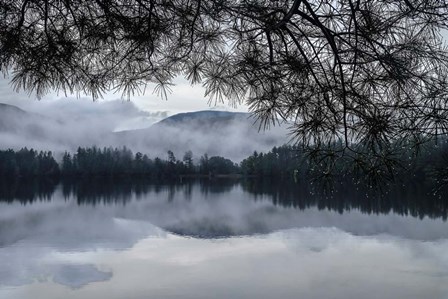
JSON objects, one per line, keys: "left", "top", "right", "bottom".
{"left": 0, "top": 101, "right": 288, "bottom": 162}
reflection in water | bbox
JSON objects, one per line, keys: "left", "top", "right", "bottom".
{"left": 0, "top": 178, "right": 57, "bottom": 203}
{"left": 0, "top": 178, "right": 447, "bottom": 299}
{"left": 0, "top": 257, "right": 112, "bottom": 290}
{"left": 242, "top": 178, "right": 448, "bottom": 220}
{"left": 50, "top": 264, "right": 112, "bottom": 289}
{"left": 1, "top": 177, "right": 446, "bottom": 220}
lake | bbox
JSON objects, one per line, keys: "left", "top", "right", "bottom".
{"left": 0, "top": 178, "right": 447, "bottom": 299}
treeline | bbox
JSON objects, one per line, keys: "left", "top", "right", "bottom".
{"left": 240, "top": 145, "right": 305, "bottom": 178}
{"left": 60, "top": 147, "right": 238, "bottom": 178}
{"left": 1, "top": 141, "right": 447, "bottom": 192}
{"left": 0, "top": 148, "right": 59, "bottom": 177}
{"left": 0, "top": 145, "right": 302, "bottom": 179}
{"left": 241, "top": 140, "right": 448, "bottom": 190}
{"left": 0, "top": 147, "right": 240, "bottom": 179}
{"left": 0, "top": 145, "right": 304, "bottom": 179}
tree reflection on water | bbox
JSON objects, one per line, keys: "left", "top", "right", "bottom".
{"left": 0, "top": 177, "right": 446, "bottom": 221}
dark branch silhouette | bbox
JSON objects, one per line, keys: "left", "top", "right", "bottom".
{"left": 2, "top": 0, "right": 448, "bottom": 177}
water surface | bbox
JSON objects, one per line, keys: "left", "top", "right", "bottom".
{"left": 0, "top": 179, "right": 447, "bottom": 299}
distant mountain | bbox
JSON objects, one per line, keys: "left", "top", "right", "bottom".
{"left": 0, "top": 102, "right": 56, "bottom": 137}
{"left": 0, "top": 103, "right": 27, "bottom": 115}
{"left": 0, "top": 103, "right": 288, "bottom": 161}
{"left": 0, "top": 103, "right": 31, "bottom": 132}
{"left": 115, "top": 110, "right": 288, "bottom": 161}
{"left": 0, "top": 102, "right": 114, "bottom": 152}
{"left": 156, "top": 110, "right": 250, "bottom": 126}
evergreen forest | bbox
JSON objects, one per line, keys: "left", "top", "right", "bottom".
{"left": 0, "top": 141, "right": 447, "bottom": 193}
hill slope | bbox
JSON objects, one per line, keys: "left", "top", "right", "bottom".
{"left": 116, "top": 110, "right": 288, "bottom": 161}
{"left": 0, "top": 103, "right": 288, "bottom": 161}
{"left": 0, "top": 103, "right": 32, "bottom": 132}
{"left": 0, "top": 103, "right": 62, "bottom": 149}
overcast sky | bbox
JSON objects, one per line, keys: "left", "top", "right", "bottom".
{"left": 0, "top": 75, "right": 249, "bottom": 129}
{"left": 0, "top": 75, "right": 288, "bottom": 159}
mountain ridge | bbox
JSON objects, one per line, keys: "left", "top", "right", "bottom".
{"left": 0, "top": 103, "right": 287, "bottom": 161}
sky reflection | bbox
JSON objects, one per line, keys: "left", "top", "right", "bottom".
{"left": 2, "top": 229, "right": 446, "bottom": 299}
{"left": 0, "top": 181, "right": 447, "bottom": 299}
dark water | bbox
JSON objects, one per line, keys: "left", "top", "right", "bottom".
{"left": 0, "top": 178, "right": 447, "bottom": 299}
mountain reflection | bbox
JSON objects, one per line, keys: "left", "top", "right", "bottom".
{"left": 0, "top": 177, "right": 446, "bottom": 220}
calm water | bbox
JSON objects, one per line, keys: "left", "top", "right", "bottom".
{"left": 0, "top": 178, "right": 447, "bottom": 299}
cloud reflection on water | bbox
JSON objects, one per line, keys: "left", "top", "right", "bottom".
{"left": 12, "top": 228, "right": 446, "bottom": 299}
{"left": 0, "top": 181, "right": 447, "bottom": 298}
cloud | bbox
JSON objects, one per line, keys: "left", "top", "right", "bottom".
{"left": 0, "top": 75, "right": 249, "bottom": 115}
{"left": 0, "top": 74, "right": 281, "bottom": 163}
